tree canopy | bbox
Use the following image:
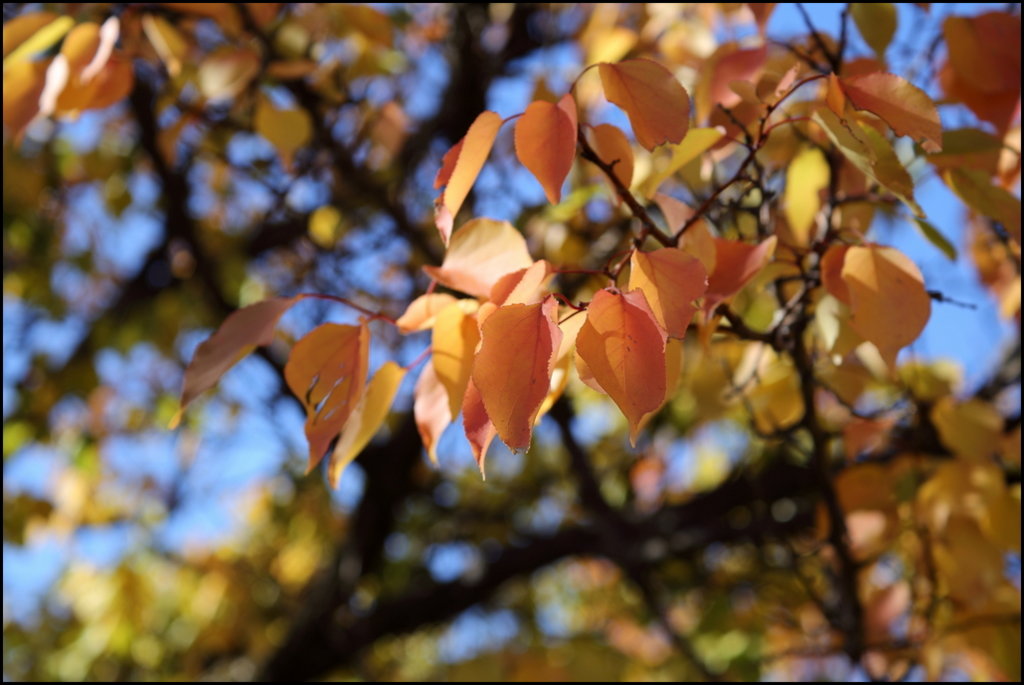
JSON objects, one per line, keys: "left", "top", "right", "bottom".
{"left": 3, "top": 3, "right": 1021, "bottom": 682}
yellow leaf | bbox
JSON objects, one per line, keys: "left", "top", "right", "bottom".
{"left": 515, "top": 97, "right": 577, "bottom": 204}
{"left": 642, "top": 127, "right": 724, "bottom": 197}
{"left": 308, "top": 205, "right": 344, "bottom": 248}
{"left": 599, "top": 59, "right": 690, "bottom": 151}
{"left": 432, "top": 303, "right": 480, "bottom": 419}
{"left": 198, "top": 48, "right": 260, "bottom": 102}
{"left": 433, "top": 111, "right": 503, "bottom": 244}
{"left": 841, "top": 245, "right": 931, "bottom": 368}
{"left": 3, "top": 15, "right": 73, "bottom": 69}
{"left": 423, "top": 218, "right": 534, "bottom": 298}
{"left": 142, "top": 14, "right": 188, "bottom": 77}
{"left": 2, "top": 59, "right": 47, "bottom": 139}
{"left": 472, "top": 297, "right": 562, "bottom": 451}
{"left": 254, "top": 98, "right": 312, "bottom": 169}
{"left": 930, "top": 397, "right": 1003, "bottom": 460}
{"left": 576, "top": 289, "right": 667, "bottom": 444}
{"left": 783, "top": 147, "right": 829, "bottom": 247}
{"left": 851, "top": 4, "right": 897, "bottom": 60}
{"left": 328, "top": 361, "right": 406, "bottom": 487}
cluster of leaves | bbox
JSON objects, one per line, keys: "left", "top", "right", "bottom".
{"left": 3, "top": 3, "right": 1020, "bottom": 682}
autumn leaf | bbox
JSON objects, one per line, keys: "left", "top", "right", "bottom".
{"left": 704, "top": 237, "right": 777, "bottom": 314}
{"left": 589, "top": 123, "right": 634, "bottom": 193}
{"left": 432, "top": 301, "right": 481, "bottom": 419}
{"left": 198, "top": 48, "right": 260, "bottom": 102}
{"left": 642, "top": 127, "right": 724, "bottom": 198}
{"left": 850, "top": 3, "right": 897, "bottom": 60}
{"left": 841, "top": 245, "right": 931, "bottom": 368}
{"left": 576, "top": 289, "right": 667, "bottom": 444}
{"left": 462, "top": 379, "right": 497, "bottom": 477}
{"left": 174, "top": 295, "right": 304, "bottom": 426}
{"left": 396, "top": 293, "right": 459, "bottom": 334}
{"left": 472, "top": 297, "right": 562, "bottom": 451}
{"left": 433, "top": 110, "right": 503, "bottom": 244}
{"left": 285, "top": 323, "right": 371, "bottom": 470}
{"left": 328, "top": 361, "right": 407, "bottom": 487}
{"left": 414, "top": 362, "right": 450, "bottom": 464}
{"left": 821, "top": 244, "right": 852, "bottom": 306}
{"left": 489, "top": 260, "right": 553, "bottom": 307}
{"left": 783, "top": 147, "right": 830, "bottom": 247}
{"left": 628, "top": 248, "right": 707, "bottom": 338}
{"left": 840, "top": 73, "right": 942, "bottom": 153}
{"left": 599, "top": 58, "right": 690, "bottom": 151}
{"left": 254, "top": 97, "right": 313, "bottom": 170}
{"left": 515, "top": 97, "right": 577, "bottom": 204}
{"left": 423, "top": 218, "right": 534, "bottom": 298}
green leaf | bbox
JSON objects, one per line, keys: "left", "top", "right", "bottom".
{"left": 912, "top": 218, "right": 957, "bottom": 261}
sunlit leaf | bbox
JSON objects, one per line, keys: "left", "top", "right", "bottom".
{"left": 432, "top": 301, "right": 481, "bottom": 419}
{"left": 414, "top": 362, "right": 450, "bottom": 464}
{"left": 328, "top": 361, "right": 406, "bottom": 486}
{"left": 285, "top": 323, "right": 371, "bottom": 470}
{"left": 462, "top": 379, "right": 497, "bottom": 477}
{"left": 628, "top": 247, "right": 707, "bottom": 338}
{"left": 396, "top": 293, "right": 458, "bottom": 334}
{"left": 783, "top": 147, "right": 829, "bottom": 247}
{"left": 599, "top": 58, "right": 690, "bottom": 151}
{"left": 472, "top": 297, "right": 562, "bottom": 451}
{"left": 704, "top": 236, "right": 777, "bottom": 314}
{"left": 841, "top": 72, "right": 942, "bottom": 153}
{"left": 589, "top": 123, "right": 634, "bottom": 191}
{"left": 433, "top": 111, "right": 503, "bottom": 244}
{"left": 576, "top": 288, "right": 667, "bottom": 444}
{"left": 841, "top": 245, "right": 931, "bottom": 368}
{"left": 423, "top": 218, "right": 534, "bottom": 298}
{"left": 515, "top": 97, "right": 576, "bottom": 204}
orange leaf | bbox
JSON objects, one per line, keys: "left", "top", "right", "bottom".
{"left": 708, "top": 45, "right": 767, "bottom": 118}
{"left": 395, "top": 293, "right": 458, "bottom": 333}
{"left": 2, "top": 59, "right": 47, "bottom": 140}
{"left": 432, "top": 302, "right": 481, "bottom": 419}
{"left": 489, "top": 260, "right": 553, "bottom": 306}
{"left": 175, "top": 295, "right": 303, "bottom": 424}
{"left": 576, "top": 289, "right": 667, "bottom": 444}
{"left": 462, "top": 379, "right": 497, "bottom": 478}
{"left": 423, "top": 218, "right": 534, "bottom": 298}
{"left": 472, "top": 297, "right": 562, "bottom": 451}
{"left": 285, "top": 323, "right": 370, "bottom": 471}
{"left": 599, "top": 59, "right": 690, "bottom": 151}
{"left": 515, "top": 98, "right": 577, "bottom": 204}
{"left": 841, "top": 245, "right": 931, "bottom": 368}
{"left": 821, "top": 244, "right": 852, "bottom": 306}
{"left": 433, "top": 111, "right": 503, "bottom": 244}
{"left": 589, "top": 123, "right": 634, "bottom": 190}
{"left": 704, "top": 236, "right": 777, "bottom": 314}
{"left": 414, "top": 362, "right": 450, "bottom": 464}
{"left": 841, "top": 73, "right": 942, "bottom": 153}
{"left": 628, "top": 248, "right": 707, "bottom": 338}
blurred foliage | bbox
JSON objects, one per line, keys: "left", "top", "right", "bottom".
{"left": 3, "top": 3, "right": 1021, "bottom": 682}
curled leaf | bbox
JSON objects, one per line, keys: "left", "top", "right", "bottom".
{"left": 434, "top": 111, "right": 503, "bottom": 244}
{"left": 285, "top": 323, "right": 371, "bottom": 470}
